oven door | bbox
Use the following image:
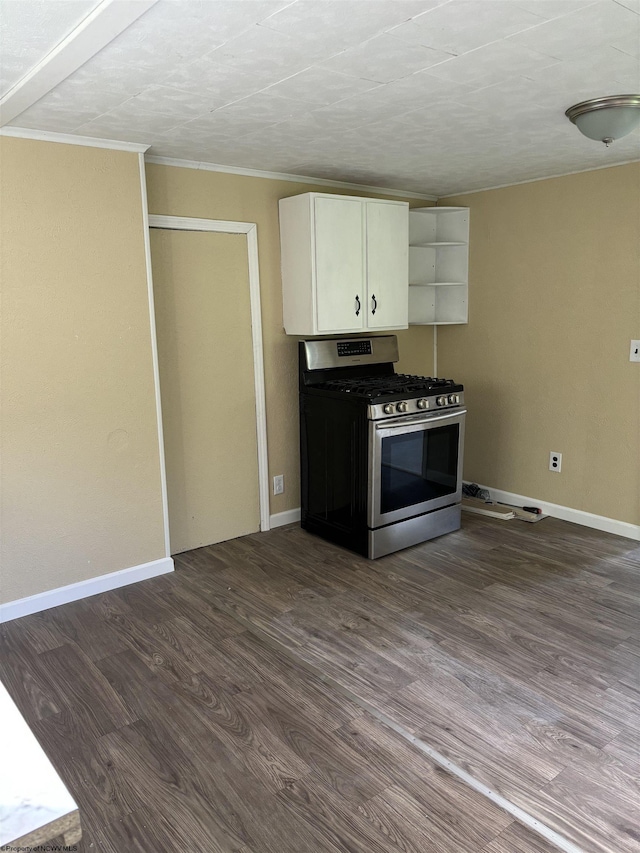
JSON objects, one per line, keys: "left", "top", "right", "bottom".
{"left": 368, "top": 408, "right": 466, "bottom": 528}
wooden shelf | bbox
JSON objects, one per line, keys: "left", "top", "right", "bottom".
{"left": 411, "top": 241, "right": 466, "bottom": 247}
{"left": 410, "top": 206, "right": 469, "bottom": 214}
{"left": 410, "top": 320, "right": 466, "bottom": 326}
{"left": 409, "top": 281, "right": 466, "bottom": 287}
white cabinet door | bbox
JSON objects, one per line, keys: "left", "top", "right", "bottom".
{"left": 314, "top": 197, "right": 365, "bottom": 333}
{"left": 366, "top": 201, "right": 408, "bottom": 329}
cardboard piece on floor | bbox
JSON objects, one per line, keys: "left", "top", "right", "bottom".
{"left": 461, "top": 498, "right": 515, "bottom": 519}
{"left": 462, "top": 497, "right": 548, "bottom": 524}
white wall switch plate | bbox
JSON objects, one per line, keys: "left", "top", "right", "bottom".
{"left": 630, "top": 340, "right": 640, "bottom": 362}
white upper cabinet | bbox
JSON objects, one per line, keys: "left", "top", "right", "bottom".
{"left": 366, "top": 201, "right": 409, "bottom": 330}
{"left": 279, "top": 192, "right": 408, "bottom": 336}
{"left": 314, "top": 196, "right": 365, "bottom": 333}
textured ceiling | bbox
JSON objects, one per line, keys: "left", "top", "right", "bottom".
{"left": 2, "top": 0, "right": 640, "bottom": 196}
{"left": 0, "top": 0, "right": 102, "bottom": 93}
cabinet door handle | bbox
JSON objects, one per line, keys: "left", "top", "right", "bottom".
{"left": 371, "top": 294, "right": 377, "bottom": 315}
{"left": 355, "top": 295, "right": 361, "bottom": 316}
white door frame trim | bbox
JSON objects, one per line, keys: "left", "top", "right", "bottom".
{"left": 147, "top": 212, "right": 270, "bottom": 534}
{"left": 139, "top": 160, "right": 171, "bottom": 557}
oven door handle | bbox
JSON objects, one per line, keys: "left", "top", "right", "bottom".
{"left": 375, "top": 408, "right": 467, "bottom": 429}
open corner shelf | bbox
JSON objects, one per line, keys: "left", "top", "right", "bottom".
{"left": 409, "top": 206, "right": 469, "bottom": 326}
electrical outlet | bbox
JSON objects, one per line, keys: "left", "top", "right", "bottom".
{"left": 549, "top": 452, "right": 562, "bottom": 473}
{"left": 630, "top": 340, "right": 640, "bottom": 362}
{"left": 273, "top": 474, "right": 284, "bottom": 495}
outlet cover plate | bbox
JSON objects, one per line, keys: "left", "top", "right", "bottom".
{"left": 549, "top": 452, "right": 562, "bottom": 473}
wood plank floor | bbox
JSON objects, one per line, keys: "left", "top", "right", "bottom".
{"left": 1, "top": 514, "right": 638, "bottom": 852}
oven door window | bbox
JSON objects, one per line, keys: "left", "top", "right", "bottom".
{"left": 380, "top": 423, "right": 459, "bottom": 515}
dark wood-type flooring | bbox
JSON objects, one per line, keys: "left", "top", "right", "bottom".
{"left": 1, "top": 514, "right": 639, "bottom": 853}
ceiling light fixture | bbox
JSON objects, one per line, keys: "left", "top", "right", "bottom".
{"left": 565, "top": 95, "right": 640, "bottom": 147}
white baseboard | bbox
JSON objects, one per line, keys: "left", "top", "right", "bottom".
{"left": 269, "top": 508, "right": 301, "bottom": 529}
{"left": 468, "top": 482, "right": 640, "bottom": 541}
{"left": 0, "top": 557, "right": 175, "bottom": 623}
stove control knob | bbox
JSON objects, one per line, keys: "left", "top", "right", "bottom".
{"left": 436, "top": 396, "right": 447, "bottom": 406}
{"left": 417, "top": 398, "right": 429, "bottom": 410}
{"left": 396, "top": 401, "right": 409, "bottom": 413}
{"left": 383, "top": 403, "right": 395, "bottom": 415}
{"left": 448, "top": 394, "right": 458, "bottom": 404}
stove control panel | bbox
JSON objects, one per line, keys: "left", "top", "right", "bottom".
{"left": 369, "top": 392, "right": 464, "bottom": 421}
{"left": 337, "top": 340, "right": 372, "bottom": 357}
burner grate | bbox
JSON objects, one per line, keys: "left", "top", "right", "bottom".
{"left": 315, "top": 374, "right": 456, "bottom": 398}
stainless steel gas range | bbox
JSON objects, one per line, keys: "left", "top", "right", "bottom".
{"left": 299, "top": 335, "right": 466, "bottom": 559}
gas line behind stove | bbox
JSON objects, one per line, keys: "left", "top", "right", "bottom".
{"left": 299, "top": 335, "right": 466, "bottom": 559}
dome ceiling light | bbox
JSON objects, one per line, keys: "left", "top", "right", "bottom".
{"left": 565, "top": 95, "right": 640, "bottom": 147}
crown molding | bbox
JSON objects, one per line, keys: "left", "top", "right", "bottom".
{"left": 0, "top": 126, "right": 149, "bottom": 153}
{"left": 144, "top": 154, "right": 437, "bottom": 201}
{"left": 440, "top": 157, "right": 640, "bottom": 198}
{"left": 0, "top": 0, "right": 158, "bottom": 126}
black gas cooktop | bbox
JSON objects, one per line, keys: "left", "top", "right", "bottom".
{"left": 313, "top": 373, "right": 460, "bottom": 400}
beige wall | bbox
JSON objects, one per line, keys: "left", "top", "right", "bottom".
{"left": 439, "top": 163, "right": 640, "bottom": 525}
{"left": 3, "top": 138, "right": 633, "bottom": 611}
{"left": 145, "top": 164, "right": 434, "bottom": 517}
{"left": 1, "top": 138, "right": 166, "bottom": 603}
